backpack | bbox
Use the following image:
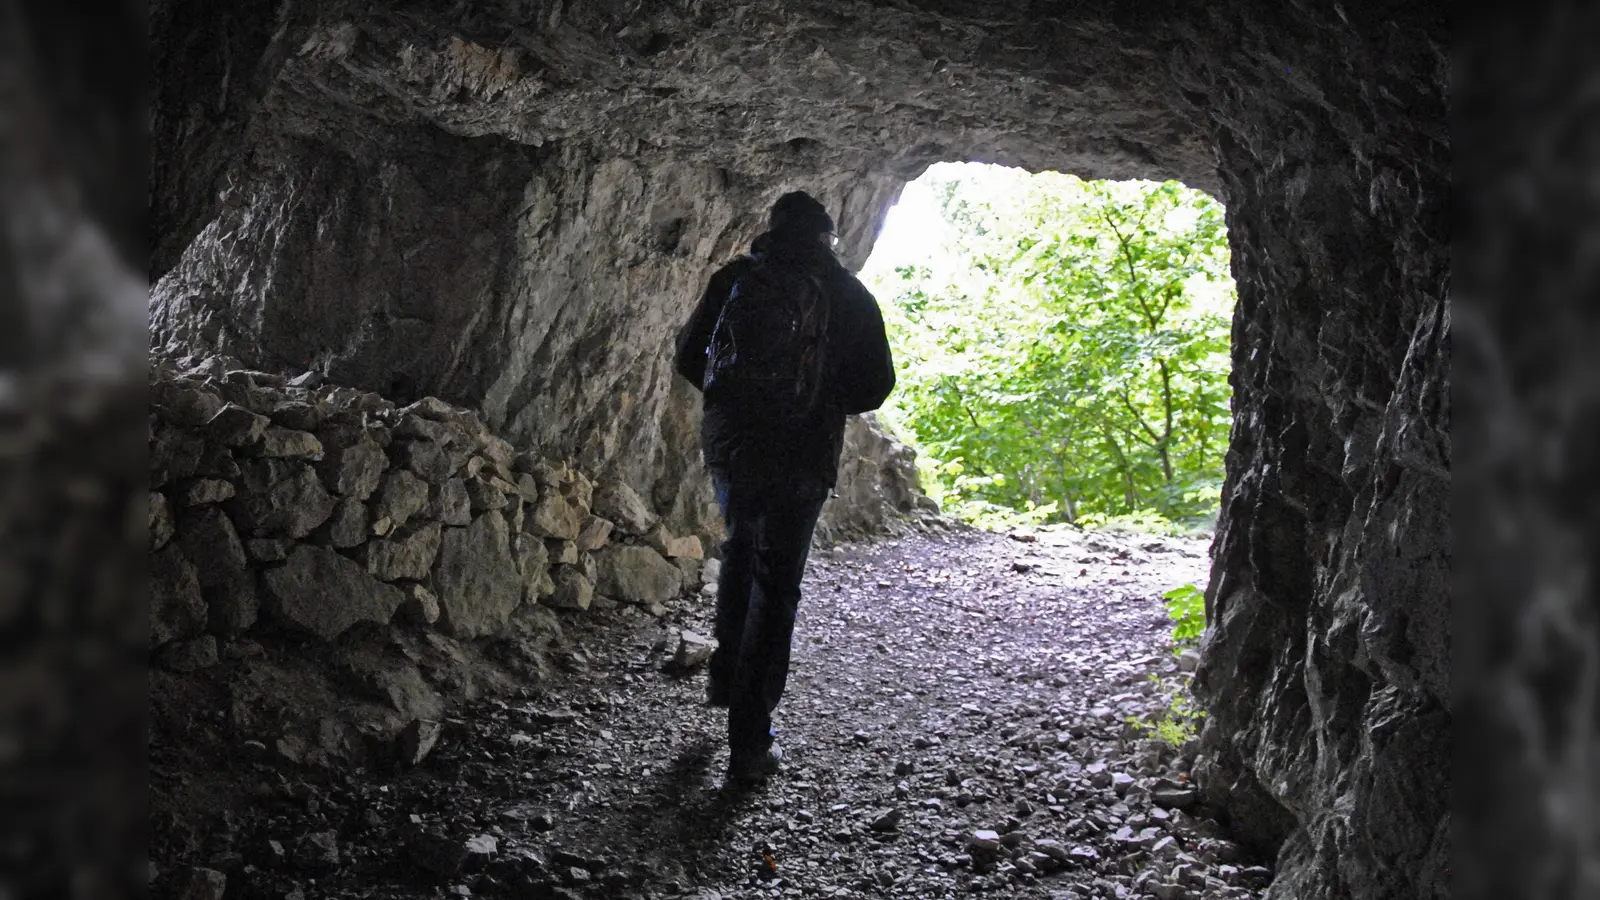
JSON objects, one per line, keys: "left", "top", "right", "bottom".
{"left": 702, "top": 256, "right": 831, "bottom": 421}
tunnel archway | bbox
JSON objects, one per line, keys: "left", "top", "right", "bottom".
{"left": 150, "top": 3, "right": 1449, "bottom": 897}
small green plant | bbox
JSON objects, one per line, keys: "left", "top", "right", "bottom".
{"left": 1128, "top": 675, "right": 1206, "bottom": 748}
{"left": 1162, "top": 582, "right": 1206, "bottom": 648}
{"left": 944, "top": 496, "right": 1059, "bottom": 531}
{"left": 1076, "top": 508, "right": 1183, "bottom": 536}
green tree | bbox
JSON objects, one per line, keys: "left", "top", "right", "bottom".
{"left": 865, "top": 167, "right": 1234, "bottom": 528}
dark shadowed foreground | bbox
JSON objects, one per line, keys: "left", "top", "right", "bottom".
{"left": 152, "top": 528, "right": 1272, "bottom": 899}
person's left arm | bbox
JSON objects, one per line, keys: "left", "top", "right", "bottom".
{"left": 833, "top": 277, "right": 896, "bottom": 414}
{"left": 674, "top": 264, "right": 740, "bottom": 390}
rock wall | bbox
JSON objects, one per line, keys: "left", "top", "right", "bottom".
{"left": 149, "top": 126, "right": 911, "bottom": 542}
{"left": 1173, "top": 5, "right": 1451, "bottom": 899}
{"left": 149, "top": 0, "right": 1212, "bottom": 541}
{"left": 150, "top": 356, "right": 709, "bottom": 675}
{"left": 816, "top": 413, "right": 940, "bottom": 544}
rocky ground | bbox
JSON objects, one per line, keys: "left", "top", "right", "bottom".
{"left": 151, "top": 527, "right": 1274, "bottom": 900}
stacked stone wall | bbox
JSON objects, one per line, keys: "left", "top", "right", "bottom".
{"left": 149, "top": 356, "right": 705, "bottom": 672}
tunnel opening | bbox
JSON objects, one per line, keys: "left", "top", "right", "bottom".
{"left": 860, "top": 162, "right": 1236, "bottom": 537}
{"left": 144, "top": 4, "right": 1449, "bottom": 900}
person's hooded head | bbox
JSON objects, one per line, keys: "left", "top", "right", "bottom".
{"left": 768, "top": 191, "right": 836, "bottom": 244}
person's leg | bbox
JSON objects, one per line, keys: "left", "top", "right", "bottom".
{"left": 708, "top": 470, "right": 753, "bottom": 706}
{"left": 748, "top": 488, "right": 827, "bottom": 716}
{"left": 727, "top": 483, "right": 826, "bottom": 771}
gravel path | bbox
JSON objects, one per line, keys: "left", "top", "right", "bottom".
{"left": 152, "top": 528, "right": 1274, "bottom": 900}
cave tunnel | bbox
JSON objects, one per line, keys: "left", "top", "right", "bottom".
{"left": 142, "top": 2, "right": 1449, "bottom": 898}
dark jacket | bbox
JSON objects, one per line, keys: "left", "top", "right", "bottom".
{"left": 674, "top": 231, "right": 895, "bottom": 490}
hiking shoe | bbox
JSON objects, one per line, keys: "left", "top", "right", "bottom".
{"left": 727, "top": 742, "right": 783, "bottom": 786}
{"left": 705, "top": 674, "right": 731, "bottom": 709}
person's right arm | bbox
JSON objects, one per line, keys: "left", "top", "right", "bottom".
{"left": 674, "top": 264, "right": 740, "bottom": 390}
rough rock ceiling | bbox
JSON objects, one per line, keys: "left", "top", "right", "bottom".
{"left": 276, "top": 2, "right": 1206, "bottom": 178}
{"left": 152, "top": 0, "right": 1217, "bottom": 276}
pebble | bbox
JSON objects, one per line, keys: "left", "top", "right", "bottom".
{"left": 149, "top": 522, "right": 1247, "bottom": 900}
{"left": 171, "top": 866, "right": 226, "bottom": 900}
{"left": 295, "top": 831, "right": 340, "bottom": 872}
{"left": 968, "top": 830, "right": 1001, "bottom": 853}
{"left": 869, "top": 808, "right": 903, "bottom": 832}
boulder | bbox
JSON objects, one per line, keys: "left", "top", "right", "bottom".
{"left": 393, "top": 438, "right": 461, "bottom": 482}
{"left": 430, "top": 478, "right": 472, "bottom": 526}
{"left": 672, "top": 630, "right": 715, "bottom": 670}
{"left": 642, "top": 523, "right": 671, "bottom": 556}
{"left": 393, "top": 413, "right": 455, "bottom": 444}
{"left": 317, "top": 437, "right": 387, "bottom": 499}
{"left": 268, "top": 400, "right": 324, "bottom": 431}
{"left": 336, "top": 648, "right": 443, "bottom": 721}
{"left": 559, "top": 468, "right": 593, "bottom": 512}
{"left": 204, "top": 403, "right": 268, "bottom": 447}
{"left": 245, "top": 538, "right": 292, "bottom": 562}
{"left": 465, "top": 476, "right": 510, "bottom": 512}
{"left": 152, "top": 381, "right": 225, "bottom": 426}
{"left": 324, "top": 498, "right": 368, "bottom": 548}
{"left": 665, "top": 534, "right": 703, "bottom": 559}
{"left": 511, "top": 450, "right": 540, "bottom": 475}
{"left": 575, "top": 514, "right": 613, "bottom": 551}
{"left": 595, "top": 545, "right": 682, "bottom": 604}
{"left": 170, "top": 866, "right": 226, "bottom": 900}
{"left": 529, "top": 459, "right": 567, "bottom": 489}
{"left": 151, "top": 544, "right": 205, "bottom": 647}
{"left": 516, "top": 537, "right": 552, "bottom": 604}
{"left": 574, "top": 549, "right": 599, "bottom": 584}
{"left": 399, "top": 396, "right": 456, "bottom": 421}
{"left": 526, "top": 490, "right": 582, "bottom": 540}
{"left": 547, "top": 566, "right": 594, "bottom": 611}
{"left": 547, "top": 539, "right": 578, "bottom": 566}
{"left": 673, "top": 556, "right": 702, "bottom": 589}
{"left": 157, "top": 635, "right": 220, "bottom": 673}
{"left": 176, "top": 507, "right": 257, "bottom": 634}
{"left": 363, "top": 521, "right": 443, "bottom": 581}
{"left": 178, "top": 478, "right": 235, "bottom": 506}
{"left": 255, "top": 426, "right": 323, "bottom": 460}
{"left": 150, "top": 492, "right": 175, "bottom": 549}
{"left": 192, "top": 443, "right": 240, "bottom": 480}
{"left": 593, "top": 482, "right": 657, "bottom": 535}
{"left": 149, "top": 428, "right": 204, "bottom": 487}
{"left": 397, "top": 718, "right": 442, "bottom": 766}
{"left": 434, "top": 510, "right": 523, "bottom": 638}
{"left": 371, "top": 469, "right": 430, "bottom": 533}
{"left": 478, "top": 435, "right": 516, "bottom": 475}
{"left": 398, "top": 583, "right": 441, "bottom": 625}
{"left": 229, "top": 460, "right": 337, "bottom": 538}
{"left": 263, "top": 545, "right": 405, "bottom": 641}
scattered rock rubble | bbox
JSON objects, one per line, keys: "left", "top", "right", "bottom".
{"left": 151, "top": 520, "right": 1273, "bottom": 899}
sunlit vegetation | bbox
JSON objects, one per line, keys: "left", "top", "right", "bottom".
{"left": 863, "top": 165, "right": 1236, "bottom": 533}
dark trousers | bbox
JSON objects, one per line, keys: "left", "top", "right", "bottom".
{"left": 709, "top": 468, "right": 827, "bottom": 758}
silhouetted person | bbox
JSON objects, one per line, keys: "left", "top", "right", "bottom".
{"left": 674, "top": 191, "right": 895, "bottom": 785}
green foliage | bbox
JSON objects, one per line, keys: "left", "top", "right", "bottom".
{"left": 1077, "top": 509, "right": 1186, "bottom": 536}
{"left": 1162, "top": 582, "right": 1207, "bottom": 647}
{"left": 864, "top": 166, "right": 1235, "bottom": 529}
{"left": 1127, "top": 675, "right": 1206, "bottom": 749}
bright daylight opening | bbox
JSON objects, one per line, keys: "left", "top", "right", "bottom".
{"left": 861, "top": 162, "right": 1238, "bottom": 538}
